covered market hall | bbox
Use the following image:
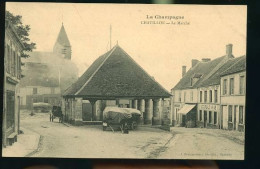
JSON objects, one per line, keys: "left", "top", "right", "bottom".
{"left": 62, "top": 45, "right": 171, "bottom": 125}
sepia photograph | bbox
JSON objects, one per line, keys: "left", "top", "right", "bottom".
{"left": 2, "top": 2, "right": 246, "bottom": 159}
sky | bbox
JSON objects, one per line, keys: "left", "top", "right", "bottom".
{"left": 6, "top": 3, "right": 247, "bottom": 91}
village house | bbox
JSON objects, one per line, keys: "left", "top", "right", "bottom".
{"left": 220, "top": 56, "right": 246, "bottom": 131}
{"left": 19, "top": 23, "right": 78, "bottom": 109}
{"left": 196, "top": 55, "right": 244, "bottom": 129}
{"left": 171, "top": 44, "right": 246, "bottom": 131}
{"left": 62, "top": 45, "right": 171, "bottom": 125}
{"left": 3, "top": 20, "right": 25, "bottom": 147}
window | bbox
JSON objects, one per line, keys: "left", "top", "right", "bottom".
{"left": 6, "top": 45, "right": 10, "bottom": 73}
{"left": 204, "top": 111, "right": 207, "bottom": 122}
{"left": 17, "top": 53, "right": 20, "bottom": 79}
{"left": 184, "top": 92, "right": 186, "bottom": 102}
{"left": 209, "top": 90, "right": 212, "bottom": 103}
{"left": 223, "top": 79, "right": 227, "bottom": 95}
{"left": 209, "top": 111, "right": 212, "bottom": 123}
{"left": 239, "top": 106, "right": 244, "bottom": 124}
{"left": 178, "top": 92, "right": 181, "bottom": 102}
{"left": 240, "top": 76, "right": 245, "bottom": 94}
{"left": 190, "top": 91, "right": 193, "bottom": 102}
{"left": 13, "top": 51, "right": 17, "bottom": 77}
{"left": 176, "top": 108, "right": 179, "bottom": 121}
{"left": 214, "top": 90, "right": 218, "bottom": 103}
{"left": 6, "top": 91, "right": 15, "bottom": 129}
{"left": 200, "top": 91, "right": 202, "bottom": 102}
{"left": 11, "top": 50, "right": 16, "bottom": 76}
{"left": 44, "top": 98, "right": 49, "bottom": 103}
{"left": 62, "top": 48, "right": 67, "bottom": 54}
{"left": 200, "top": 110, "right": 202, "bottom": 121}
{"left": 51, "top": 88, "right": 55, "bottom": 94}
{"left": 230, "top": 78, "right": 234, "bottom": 95}
{"left": 214, "top": 112, "right": 217, "bottom": 124}
{"left": 33, "top": 98, "right": 38, "bottom": 103}
{"left": 10, "top": 49, "right": 13, "bottom": 75}
{"left": 204, "top": 91, "right": 207, "bottom": 103}
{"left": 33, "top": 88, "right": 37, "bottom": 95}
{"left": 228, "top": 105, "right": 233, "bottom": 122}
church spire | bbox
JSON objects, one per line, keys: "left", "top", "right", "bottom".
{"left": 53, "top": 23, "right": 72, "bottom": 59}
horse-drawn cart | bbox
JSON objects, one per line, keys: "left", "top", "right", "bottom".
{"left": 50, "top": 106, "right": 63, "bottom": 123}
{"left": 102, "top": 107, "right": 142, "bottom": 133}
{"left": 33, "top": 102, "right": 52, "bottom": 113}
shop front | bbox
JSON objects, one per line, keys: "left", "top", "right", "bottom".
{"left": 197, "top": 104, "right": 220, "bottom": 129}
{"left": 176, "top": 104, "right": 196, "bottom": 127}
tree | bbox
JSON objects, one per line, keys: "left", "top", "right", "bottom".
{"left": 5, "top": 10, "right": 36, "bottom": 58}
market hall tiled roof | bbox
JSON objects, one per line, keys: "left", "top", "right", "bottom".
{"left": 172, "top": 56, "right": 227, "bottom": 90}
{"left": 63, "top": 45, "right": 171, "bottom": 99}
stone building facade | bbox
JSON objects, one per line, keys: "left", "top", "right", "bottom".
{"left": 3, "top": 20, "right": 24, "bottom": 147}
{"left": 171, "top": 44, "right": 246, "bottom": 131}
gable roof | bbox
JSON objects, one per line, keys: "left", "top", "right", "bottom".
{"left": 5, "top": 20, "right": 25, "bottom": 50}
{"left": 55, "top": 24, "right": 71, "bottom": 46}
{"left": 199, "top": 56, "right": 246, "bottom": 87}
{"left": 173, "top": 56, "right": 226, "bottom": 90}
{"left": 63, "top": 45, "right": 171, "bottom": 98}
{"left": 221, "top": 55, "right": 246, "bottom": 76}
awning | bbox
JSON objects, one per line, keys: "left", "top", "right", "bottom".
{"left": 178, "top": 104, "right": 196, "bottom": 115}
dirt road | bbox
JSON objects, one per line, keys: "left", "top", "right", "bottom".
{"left": 20, "top": 110, "right": 244, "bottom": 159}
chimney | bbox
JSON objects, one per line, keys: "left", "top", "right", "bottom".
{"left": 191, "top": 59, "right": 199, "bottom": 67}
{"left": 182, "top": 66, "right": 186, "bottom": 77}
{"left": 201, "top": 58, "right": 211, "bottom": 62}
{"left": 226, "top": 44, "right": 233, "bottom": 58}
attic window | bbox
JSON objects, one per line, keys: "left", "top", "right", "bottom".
{"left": 190, "top": 73, "right": 202, "bottom": 86}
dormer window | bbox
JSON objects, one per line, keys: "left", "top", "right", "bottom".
{"left": 190, "top": 73, "right": 202, "bottom": 86}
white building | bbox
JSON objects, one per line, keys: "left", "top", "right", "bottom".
{"left": 220, "top": 56, "right": 246, "bottom": 131}
{"left": 171, "top": 44, "right": 246, "bottom": 131}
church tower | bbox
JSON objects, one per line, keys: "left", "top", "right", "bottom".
{"left": 53, "top": 23, "right": 72, "bottom": 60}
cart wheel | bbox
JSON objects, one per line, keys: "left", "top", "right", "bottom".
{"left": 132, "top": 121, "right": 137, "bottom": 130}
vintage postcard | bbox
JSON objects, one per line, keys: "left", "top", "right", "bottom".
{"left": 2, "top": 2, "right": 246, "bottom": 159}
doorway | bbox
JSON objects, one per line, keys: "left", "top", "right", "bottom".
{"left": 222, "top": 106, "right": 228, "bottom": 129}
{"left": 82, "top": 102, "right": 92, "bottom": 121}
{"left": 234, "top": 106, "right": 237, "bottom": 130}
{"left": 6, "top": 91, "right": 15, "bottom": 133}
{"left": 182, "top": 115, "right": 186, "bottom": 126}
{"left": 204, "top": 111, "right": 207, "bottom": 128}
